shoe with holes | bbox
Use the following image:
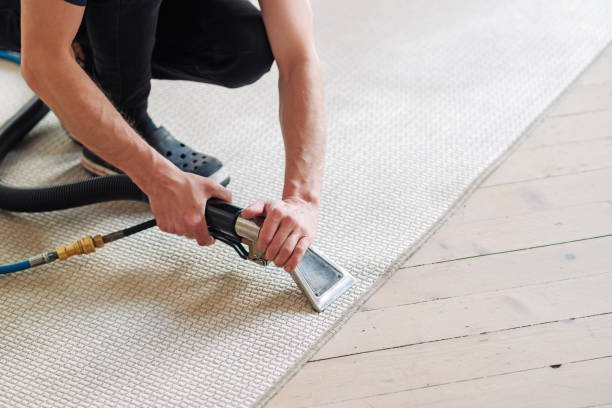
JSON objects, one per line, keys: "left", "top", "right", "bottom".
{"left": 80, "top": 126, "right": 230, "bottom": 186}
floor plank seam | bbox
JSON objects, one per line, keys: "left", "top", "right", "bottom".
{"left": 549, "top": 108, "right": 612, "bottom": 119}
{"left": 309, "top": 312, "right": 612, "bottom": 362}
{"left": 577, "top": 403, "right": 612, "bottom": 408}
{"left": 481, "top": 166, "right": 612, "bottom": 189}
{"left": 310, "top": 355, "right": 612, "bottom": 408}
{"left": 403, "top": 233, "right": 612, "bottom": 269}
{"left": 519, "top": 136, "right": 612, "bottom": 152}
{"left": 363, "top": 271, "right": 612, "bottom": 310}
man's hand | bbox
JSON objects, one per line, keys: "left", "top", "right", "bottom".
{"left": 140, "top": 164, "right": 232, "bottom": 246}
{"left": 242, "top": 197, "right": 318, "bottom": 272}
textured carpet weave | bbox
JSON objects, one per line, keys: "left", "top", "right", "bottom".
{"left": 2, "top": 1, "right": 612, "bottom": 407}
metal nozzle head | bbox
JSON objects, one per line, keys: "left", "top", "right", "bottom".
{"left": 290, "top": 246, "right": 356, "bottom": 312}
{"left": 234, "top": 215, "right": 356, "bottom": 312}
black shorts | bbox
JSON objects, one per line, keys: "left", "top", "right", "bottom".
{"left": 0, "top": 0, "right": 274, "bottom": 126}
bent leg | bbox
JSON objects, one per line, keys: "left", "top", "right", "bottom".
{"left": 82, "top": 0, "right": 162, "bottom": 134}
{"left": 152, "top": 0, "right": 274, "bottom": 89}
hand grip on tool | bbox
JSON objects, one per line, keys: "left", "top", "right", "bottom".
{"left": 0, "top": 91, "right": 355, "bottom": 312}
{"left": 205, "top": 199, "right": 356, "bottom": 312}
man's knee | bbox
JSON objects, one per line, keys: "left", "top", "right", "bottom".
{"left": 152, "top": 12, "right": 274, "bottom": 88}
{"left": 220, "top": 15, "right": 274, "bottom": 89}
{"left": 222, "top": 48, "right": 274, "bottom": 89}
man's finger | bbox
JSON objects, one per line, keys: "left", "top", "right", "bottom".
{"left": 265, "top": 218, "right": 294, "bottom": 261}
{"left": 274, "top": 232, "right": 301, "bottom": 268}
{"left": 174, "top": 225, "right": 187, "bottom": 236}
{"left": 284, "top": 237, "right": 310, "bottom": 272}
{"left": 194, "top": 216, "right": 214, "bottom": 246}
{"left": 241, "top": 200, "right": 266, "bottom": 218}
{"left": 256, "top": 203, "right": 282, "bottom": 253}
{"left": 211, "top": 183, "right": 232, "bottom": 203}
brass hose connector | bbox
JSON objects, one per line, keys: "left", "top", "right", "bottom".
{"left": 56, "top": 235, "right": 105, "bottom": 261}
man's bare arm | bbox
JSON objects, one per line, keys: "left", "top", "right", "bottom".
{"left": 242, "top": 0, "right": 325, "bottom": 271}
{"left": 260, "top": 0, "right": 325, "bottom": 204}
{"left": 20, "top": 0, "right": 229, "bottom": 245}
{"left": 20, "top": 0, "right": 158, "bottom": 187}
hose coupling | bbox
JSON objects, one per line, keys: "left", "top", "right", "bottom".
{"left": 235, "top": 216, "right": 269, "bottom": 266}
{"left": 56, "top": 235, "right": 105, "bottom": 261}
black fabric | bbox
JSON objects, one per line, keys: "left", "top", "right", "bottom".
{"left": 65, "top": 0, "right": 87, "bottom": 6}
{"left": 1, "top": 0, "right": 274, "bottom": 135}
{"left": 0, "top": 0, "right": 20, "bottom": 51}
{"left": 152, "top": 0, "right": 274, "bottom": 88}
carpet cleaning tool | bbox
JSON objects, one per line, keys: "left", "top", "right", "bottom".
{"left": 0, "top": 51, "right": 356, "bottom": 311}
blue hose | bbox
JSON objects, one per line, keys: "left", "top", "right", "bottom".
{"left": 0, "top": 50, "right": 30, "bottom": 275}
{"left": 0, "top": 260, "right": 31, "bottom": 275}
{"left": 0, "top": 50, "right": 20, "bottom": 65}
{"left": 0, "top": 50, "right": 28, "bottom": 275}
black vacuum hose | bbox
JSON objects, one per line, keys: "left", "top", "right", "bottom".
{"left": 0, "top": 54, "right": 250, "bottom": 275}
{"left": 0, "top": 95, "right": 250, "bottom": 273}
{"left": 0, "top": 95, "right": 241, "bottom": 233}
{"left": 0, "top": 97, "right": 147, "bottom": 212}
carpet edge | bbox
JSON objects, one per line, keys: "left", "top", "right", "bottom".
{"left": 255, "top": 37, "right": 612, "bottom": 408}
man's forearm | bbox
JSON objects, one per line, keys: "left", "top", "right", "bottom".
{"left": 21, "top": 50, "right": 173, "bottom": 191}
{"left": 278, "top": 59, "right": 325, "bottom": 205}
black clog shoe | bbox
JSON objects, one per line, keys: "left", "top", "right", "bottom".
{"left": 80, "top": 126, "right": 230, "bottom": 186}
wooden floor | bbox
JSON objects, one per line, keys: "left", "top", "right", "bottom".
{"left": 266, "top": 46, "right": 612, "bottom": 407}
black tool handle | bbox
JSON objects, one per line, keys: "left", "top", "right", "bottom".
{"left": 205, "top": 198, "right": 243, "bottom": 237}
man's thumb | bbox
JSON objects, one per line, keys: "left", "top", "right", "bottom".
{"left": 241, "top": 200, "right": 265, "bottom": 218}
{"left": 212, "top": 184, "right": 232, "bottom": 203}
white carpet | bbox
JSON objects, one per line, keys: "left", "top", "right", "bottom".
{"left": 1, "top": 1, "right": 612, "bottom": 406}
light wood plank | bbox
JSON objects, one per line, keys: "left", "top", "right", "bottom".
{"left": 366, "top": 235, "right": 612, "bottom": 310}
{"left": 482, "top": 138, "right": 612, "bottom": 186}
{"left": 407, "top": 166, "right": 612, "bottom": 265}
{"left": 519, "top": 110, "right": 612, "bottom": 150}
{"left": 267, "top": 314, "right": 612, "bottom": 407}
{"left": 411, "top": 209, "right": 611, "bottom": 266}
{"left": 549, "top": 82, "right": 612, "bottom": 117}
{"left": 407, "top": 200, "right": 611, "bottom": 266}
{"left": 580, "top": 55, "right": 612, "bottom": 86}
{"left": 318, "top": 357, "right": 612, "bottom": 408}
{"left": 452, "top": 167, "right": 612, "bottom": 224}
{"left": 314, "top": 273, "right": 612, "bottom": 359}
